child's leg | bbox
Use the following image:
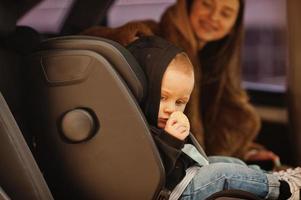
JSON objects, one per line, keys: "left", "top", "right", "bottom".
{"left": 208, "top": 156, "right": 247, "bottom": 165}
{"left": 180, "top": 163, "right": 280, "bottom": 200}
{"left": 208, "top": 156, "right": 263, "bottom": 172}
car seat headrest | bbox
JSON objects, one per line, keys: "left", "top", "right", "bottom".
{"left": 39, "top": 36, "right": 147, "bottom": 103}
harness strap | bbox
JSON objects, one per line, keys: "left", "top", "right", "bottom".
{"left": 182, "top": 144, "right": 209, "bottom": 166}
{"left": 169, "top": 166, "right": 200, "bottom": 200}
{"left": 169, "top": 144, "right": 209, "bottom": 200}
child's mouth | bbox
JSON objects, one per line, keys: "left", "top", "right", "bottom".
{"left": 158, "top": 118, "right": 168, "bottom": 128}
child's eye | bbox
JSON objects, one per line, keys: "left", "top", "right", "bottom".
{"left": 176, "top": 100, "right": 186, "bottom": 106}
{"left": 161, "top": 96, "right": 167, "bottom": 101}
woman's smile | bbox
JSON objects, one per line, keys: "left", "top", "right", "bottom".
{"left": 199, "top": 19, "right": 218, "bottom": 32}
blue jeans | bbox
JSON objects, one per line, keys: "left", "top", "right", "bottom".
{"left": 208, "top": 156, "right": 247, "bottom": 164}
{"left": 180, "top": 156, "right": 280, "bottom": 200}
{"left": 208, "top": 156, "right": 263, "bottom": 171}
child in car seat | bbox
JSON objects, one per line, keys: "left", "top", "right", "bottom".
{"left": 127, "top": 36, "right": 301, "bottom": 200}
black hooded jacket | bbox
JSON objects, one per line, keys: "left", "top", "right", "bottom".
{"left": 127, "top": 36, "right": 195, "bottom": 190}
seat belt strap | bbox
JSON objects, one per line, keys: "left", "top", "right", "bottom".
{"left": 182, "top": 144, "right": 209, "bottom": 166}
{"left": 168, "top": 144, "right": 209, "bottom": 200}
{"left": 168, "top": 166, "right": 200, "bottom": 200}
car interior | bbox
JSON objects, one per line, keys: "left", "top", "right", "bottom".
{"left": 1, "top": 0, "right": 301, "bottom": 200}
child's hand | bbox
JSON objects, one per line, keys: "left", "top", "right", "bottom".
{"left": 164, "top": 111, "right": 190, "bottom": 140}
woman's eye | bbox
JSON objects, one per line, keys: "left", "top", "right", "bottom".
{"left": 221, "top": 11, "right": 232, "bottom": 19}
{"left": 202, "top": 0, "right": 212, "bottom": 8}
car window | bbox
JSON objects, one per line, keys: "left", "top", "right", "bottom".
{"left": 107, "top": 0, "right": 175, "bottom": 27}
{"left": 242, "top": 0, "right": 287, "bottom": 93}
{"left": 17, "top": 0, "right": 74, "bottom": 34}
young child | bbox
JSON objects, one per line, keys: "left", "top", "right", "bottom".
{"left": 127, "top": 36, "right": 301, "bottom": 200}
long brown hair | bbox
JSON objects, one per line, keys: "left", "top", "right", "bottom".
{"left": 199, "top": 0, "right": 245, "bottom": 84}
{"left": 187, "top": 0, "right": 246, "bottom": 127}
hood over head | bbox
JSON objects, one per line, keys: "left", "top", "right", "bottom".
{"left": 127, "top": 36, "right": 183, "bottom": 126}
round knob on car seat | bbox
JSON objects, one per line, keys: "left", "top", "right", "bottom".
{"left": 61, "top": 108, "right": 96, "bottom": 143}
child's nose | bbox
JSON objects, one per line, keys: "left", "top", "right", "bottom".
{"left": 164, "top": 103, "right": 175, "bottom": 114}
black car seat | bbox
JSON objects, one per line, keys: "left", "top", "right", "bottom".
{"left": 27, "top": 35, "right": 264, "bottom": 200}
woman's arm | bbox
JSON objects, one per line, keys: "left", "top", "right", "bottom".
{"left": 204, "top": 88, "right": 261, "bottom": 159}
{"left": 81, "top": 20, "right": 158, "bottom": 46}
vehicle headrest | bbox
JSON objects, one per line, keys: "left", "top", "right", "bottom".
{"left": 39, "top": 36, "right": 147, "bottom": 103}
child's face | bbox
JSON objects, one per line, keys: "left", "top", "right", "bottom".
{"left": 157, "top": 57, "right": 194, "bottom": 129}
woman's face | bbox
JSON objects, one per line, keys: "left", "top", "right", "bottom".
{"left": 189, "top": 0, "right": 240, "bottom": 42}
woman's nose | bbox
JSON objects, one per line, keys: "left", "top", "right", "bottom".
{"left": 209, "top": 9, "right": 219, "bottom": 22}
